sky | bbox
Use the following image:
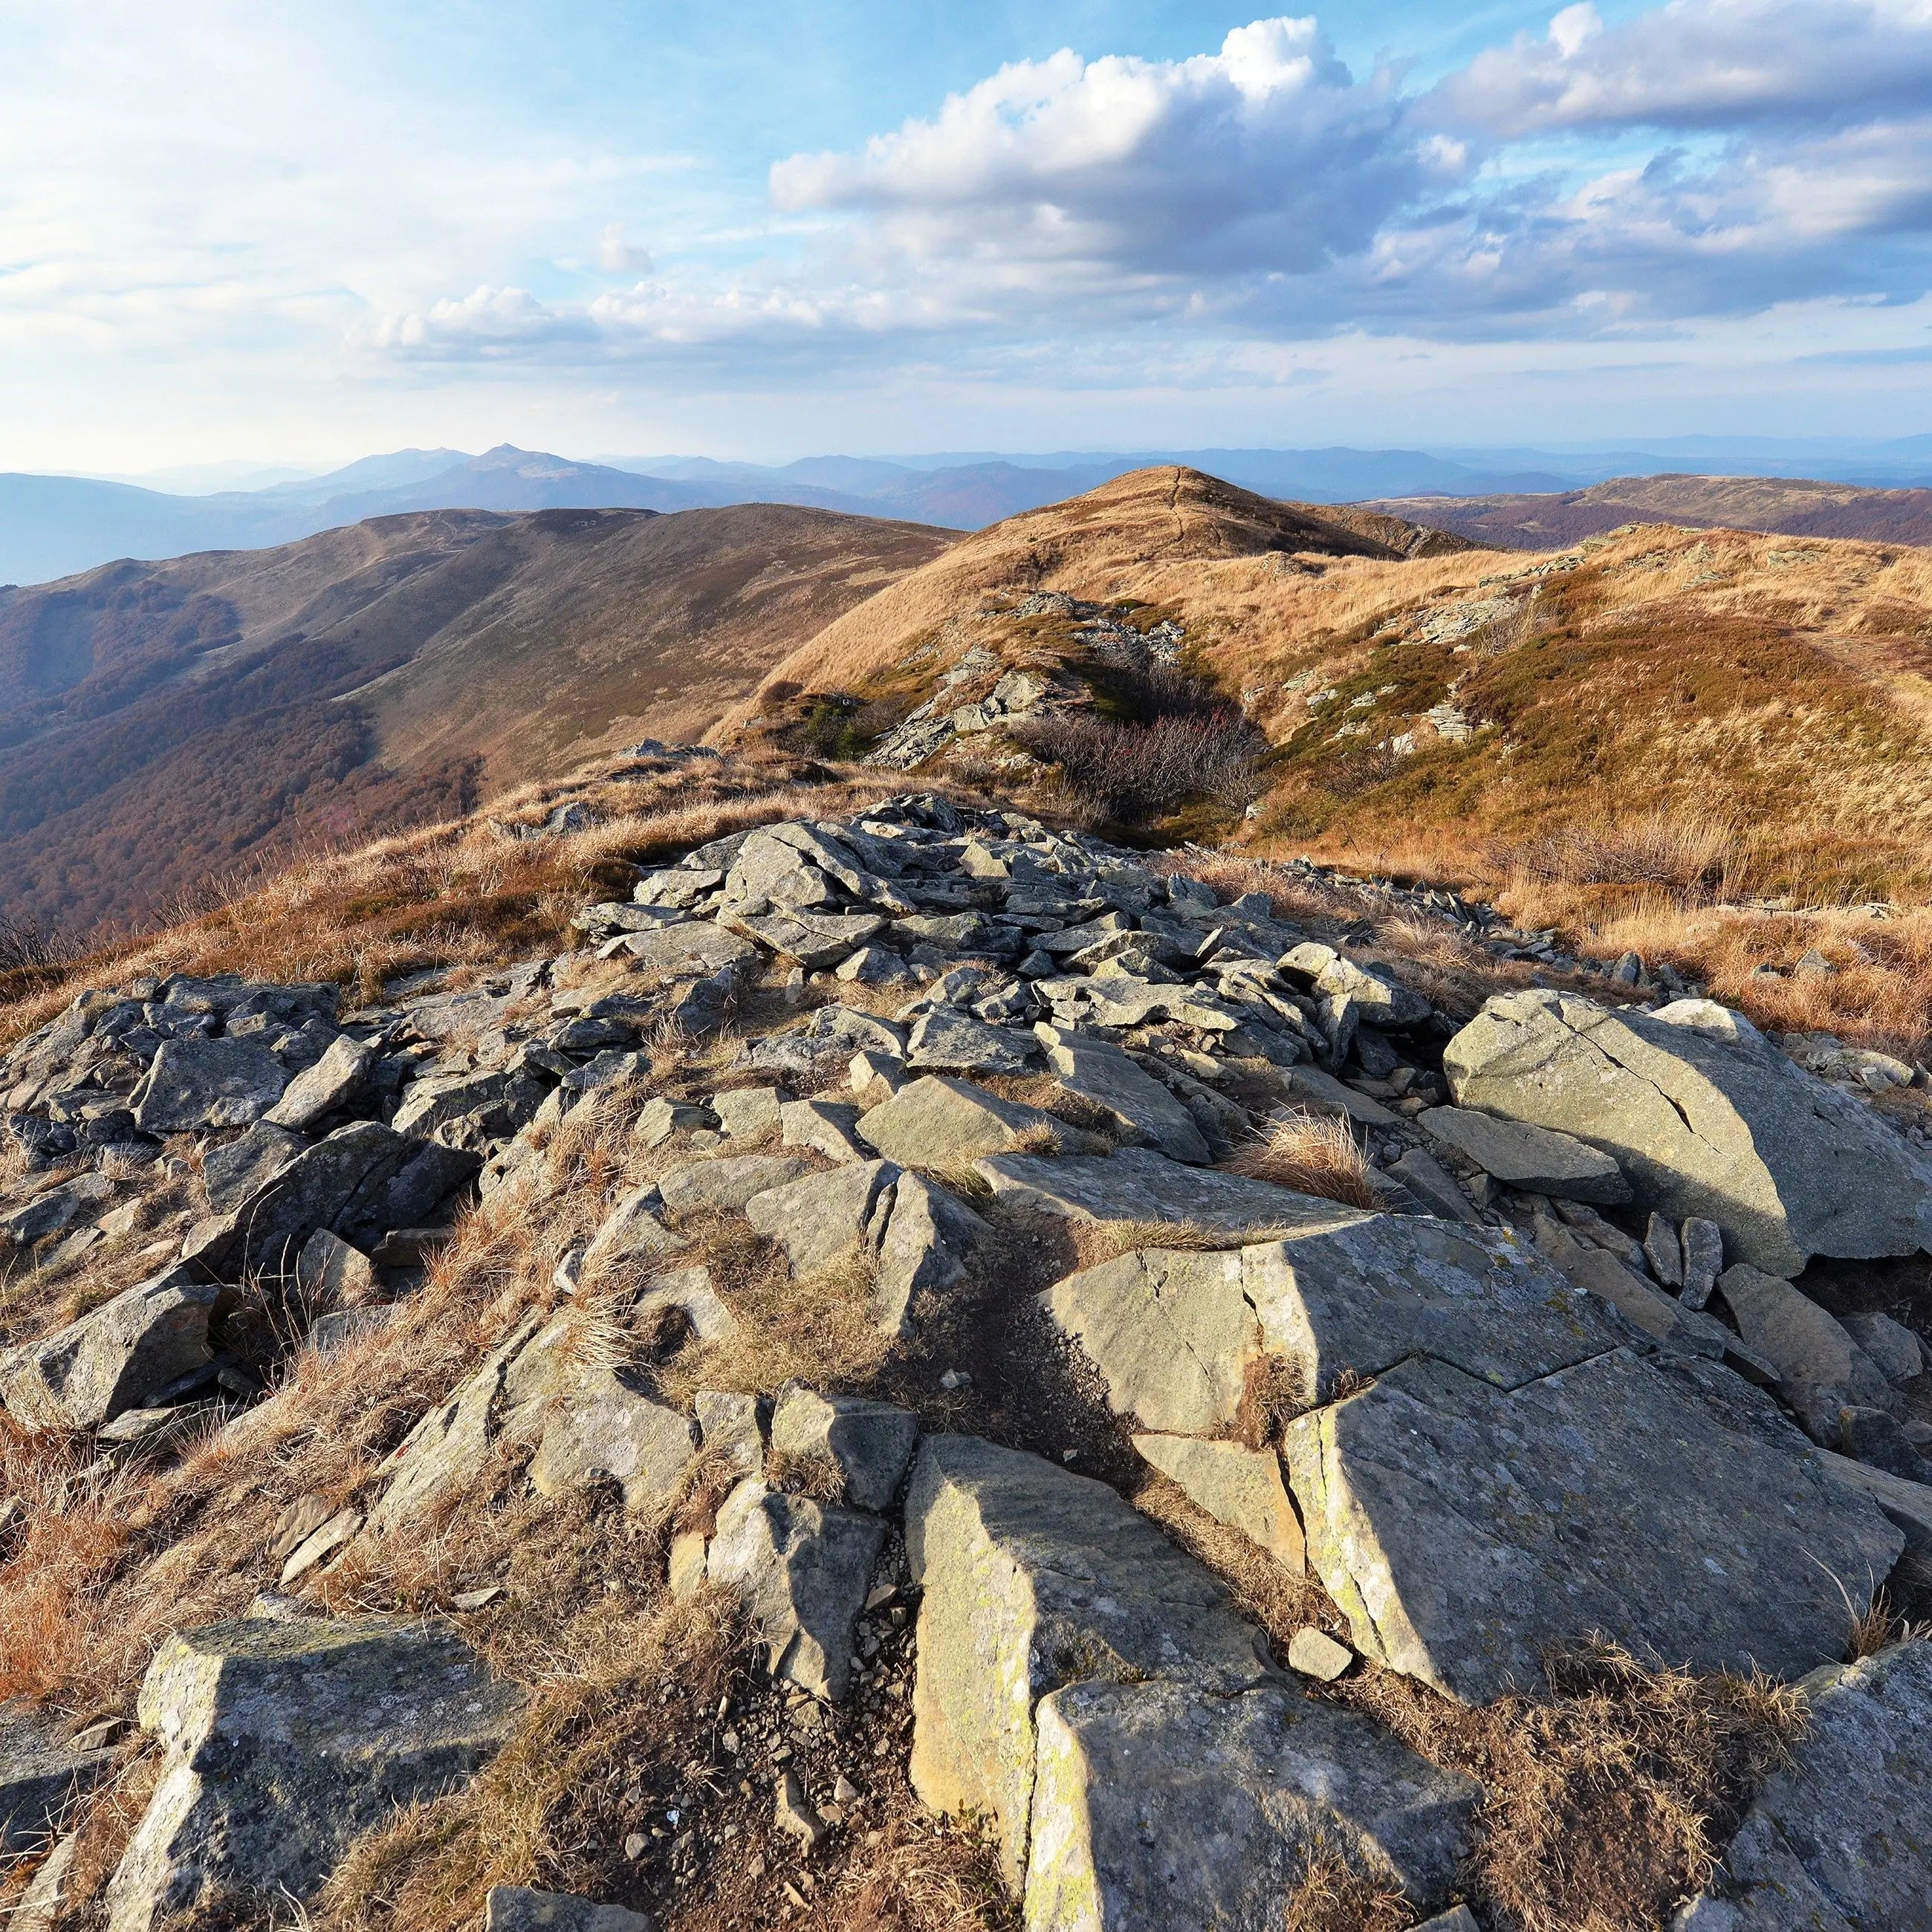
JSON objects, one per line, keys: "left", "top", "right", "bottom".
{"left": 4, "top": 0, "right": 1931, "bottom": 473}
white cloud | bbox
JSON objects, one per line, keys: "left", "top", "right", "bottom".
{"left": 597, "top": 225, "right": 653, "bottom": 274}
{"left": 770, "top": 19, "right": 1451, "bottom": 285}
{"left": 1427, "top": 0, "right": 1932, "bottom": 135}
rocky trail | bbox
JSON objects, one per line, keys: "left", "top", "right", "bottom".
{"left": 1, "top": 778, "right": 1931, "bottom": 1931}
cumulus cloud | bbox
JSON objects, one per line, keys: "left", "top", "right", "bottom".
{"left": 1426, "top": 0, "right": 1932, "bottom": 135}
{"left": 368, "top": 3, "right": 1932, "bottom": 372}
{"left": 771, "top": 19, "right": 1455, "bottom": 282}
{"left": 597, "top": 224, "right": 652, "bottom": 274}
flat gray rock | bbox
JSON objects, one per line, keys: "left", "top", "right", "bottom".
{"left": 184, "top": 1121, "right": 418, "bottom": 1277}
{"left": 1132, "top": 1433, "right": 1305, "bottom": 1570}
{"left": 1, "top": 1266, "right": 221, "bottom": 1430}
{"left": 907, "top": 1010, "right": 1040, "bottom": 1076}
{"left": 201, "top": 1121, "right": 306, "bottom": 1215}
{"left": 771, "top": 1387, "right": 918, "bottom": 1511}
{"left": 1445, "top": 991, "right": 1932, "bottom": 1275}
{"left": 1281, "top": 1348, "right": 1904, "bottom": 1705}
{"left": 744, "top": 1159, "right": 895, "bottom": 1277}
{"left": 485, "top": 1887, "right": 654, "bottom": 1932}
{"left": 0, "top": 1172, "right": 114, "bottom": 1247}
{"left": 658, "top": 1154, "right": 813, "bottom": 1217}
{"left": 729, "top": 909, "right": 884, "bottom": 968}
{"left": 134, "top": 1037, "right": 288, "bottom": 1134}
{"left": 872, "top": 1170, "right": 988, "bottom": 1337}
{"left": 906, "top": 1436, "right": 1474, "bottom": 1920}
{"left": 106, "top": 1615, "right": 520, "bottom": 1932}
{"left": 582, "top": 1183, "right": 687, "bottom": 1274}
{"left": 612, "top": 920, "right": 758, "bottom": 978}
{"left": 1038, "top": 1029, "right": 1211, "bottom": 1164}
{"left": 706, "top": 1478, "right": 883, "bottom": 1702}
{"left": 1025, "top": 1676, "right": 1475, "bottom": 1931}
{"left": 976, "top": 1145, "right": 1352, "bottom": 1238}
{"left": 1674, "top": 1641, "right": 1932, "bottom": 1930}
{"left": 0, "top": 1707, "right": 115, "bottom": 1853}
{"left": 527, "top": 1362, "right": 696, "bottom": 1514}
{"left": 1719, "top": 1265, "right": 1896, "bottom": 1442}
{"left": 1044, "top": 1216, "right": 1627, "bottom": 1437}
{"left": 392, "top": 1066, "right": 548, "bottom": 1148}
{"left": 856, "top": 1074, "right": 1063, "bottom": 1167}
{"left": 262, "top": 1035, "right": 375, "bottom": 1130}
{"left": 1419, "top": 1105, "right": 1630, "bottom": 1202}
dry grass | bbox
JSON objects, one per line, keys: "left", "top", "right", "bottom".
{"left": 1341, "top": 1641, "right": 1804, "bottom": 1932}
{"left": 1280, "top": 1847, "right": 1414, "bottom": 1932}
{"left": 1222, "top": 1110, "right": 1383, "bottom": 1211}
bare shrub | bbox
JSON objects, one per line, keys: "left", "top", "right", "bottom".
{"left": 1497, "top": 812, "right": 1747, "bottom": 901}
{"left": 1222, "top": 1111, "right": 1382, "bottom": 1210}
{"left": 1016, "top": 707, "right": 1267, "bottom": 823}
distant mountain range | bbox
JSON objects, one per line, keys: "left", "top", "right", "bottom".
{"left": 6, "top": 435, "right": 1932, "bottom": 588}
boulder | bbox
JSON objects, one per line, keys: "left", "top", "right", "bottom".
{"left": 744, "top": 1160, "right": 895, "bottom": 1277}
{"left": 695, "top": 1389, "right": 765, "bottom": 1474}
{"left": 362, "top": 1314, "right": 556, "bottom": 1538}
{"left": 392, "top": 1067, "right": 548, "bottom": 1148}
{"left": 1385, "top": 1147, "right": 1481, "bottom": 1224}
{"left": 769, "top": 1387, "right": 918, "bottom": 1511}
{"left": 610, "top": 921, "right": 758, "bottom": 978}
{"left": 1045, "top": 1216, "right": 1627, "bottom": 1438}
{"left": 1841, "top": 1312, "right": 1922, "bottom": 1385}
{"left": 906, "top": 1011, "right": 1040, "bottom": 1077}
{"left": 527, "top": 1363, "right": 696, "bottom": 1514}
{"left": 855, "top": 1074, "right": 1064, "bottom": 1167}
{"left": 1132, "top": 1433, "right": 1304, "bottom": 1570}
{"left": 294, "top": 1228, "right": 377, "bottom": 1306}
{"left": 1036, "top": 1029, "right": 1211, "bottom": 1164}
{"left": 658, "top": 1155, "right": 812, "bottom": 1218}
{"left": 1443, "top": 991, "right": 1932, "bottom": 1275}
{"left": 705, "top": 1479, "right": 884, "bottom": 1702}
{"left": 582, "top": 1184, "right": 687, "bottom": 1275}
{"left": 711, "top": 1086, "right": 781, "bottom": 1138}
{"left": 871, "top": 1171, "right": 988, "bottom": 1336}
{"left": 906, "top": 1436, "right": 1475, "bottom": 1920}
{"left": 1, "top": 1267, "right": 221, "bottom": 1430}
{"left": 0, "top": 1707, "right": 115, "bottom": 1852}
{"left": 729, "top": 909, "right": 884, "bottom": 968}
{"left": 1718, "top": 1265, "right": 1896, "bottom": 1442}
{"left": 1280, "top": 1348, "right": 1903, "bottom": 1705}
{"left": 632, "top": 1096, "right": 712, "bottom": 1150}
{"left": 485, "top": 1887, "right": 654, "bottom": 1932}
{"left": 1418, "top": 1106, "right": 1630, "bottom": 1204}
{"left": 133, "top": 1037, "right": 288, "bottom": 1134}
{"left": 262, "top": 1035, "right": 376, "bottom": 1130}
{"left": 106, "top": 1615, "right": 520, "bottom": 1932}
{"left": 184, "top": 1121, "right": 418, "bottom": 1277}
{"left": 1532, "top": 1217, "right": 1740, "bottom": 1363}
{"left": 1674, "top": 1641, "right": 1932, "bottom": 1929}
{"left": 0, "top": 1172, "right": 115, "bottom": 1247}
{"left": 778, "top": 1098, "right": 867, "bottom": 1162}
{"left": 974, "top": 1146, "right": 1354, "bottom": 1238}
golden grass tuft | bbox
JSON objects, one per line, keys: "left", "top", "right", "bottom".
{"left": 1222, "top": 1110, "right": 1382, "bottom": 1210}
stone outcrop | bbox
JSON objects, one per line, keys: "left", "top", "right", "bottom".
{"left": 1445, "top": 991, "right": 1932, "bottom": 1274}
{"left": 0, "top": 1708, "right": 116, "bottom": 1853}
{"left": 106, "top": 1615, "right": 519, "bottom": 1932}
{"left": 1282, "top": 1349, "right": 1902, "bottom": 1704}
{"left": 907, "top": 1436, "right": 1478, "bottom": 1923}
{"left": 1674, "top": 1641, "right": 1932, "bottom": 1928}
{"left": 1, "top": 1268, "right": 221, "bottom": 1430}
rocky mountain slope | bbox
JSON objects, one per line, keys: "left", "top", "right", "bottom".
{"left": 1369, "top": 474, "right": 1932, "bottom": 550}
{"left": 0, "top": 506, "right": 952, "bottom": 939}
{"left": 0, "top": 745, "right": 1928, "bottom": 1931}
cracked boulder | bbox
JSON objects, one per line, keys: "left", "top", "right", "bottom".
{"left": 132, "top": 1037, "right": 288, "bottom": 1135}
{"left": 1445, "top": 991, "right": 1932, "bottom": 1274}
{"left": 1043, "top": 1215, "right": 1627, "bottom": 1436}
{"left": 855, "top": 1074, "right": 1066, "bottom": 1167}
{"left": 1281, "top": 1349, "right": 1903, "bottom": 1704}
{"left": 1675, "top": 1639, "right": 1932, "bottom": 1929}
{"left": 106, "top": 1614, "right": 520, "bottom": 1932}
{"left": 906, "top": 1436, "right": 1476, "bottom": 1923}
{"left": 1036, "top": 1027, "right": 1212, "bottom": 1164}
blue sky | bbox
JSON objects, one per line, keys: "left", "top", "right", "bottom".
{"left": 4, "top": 0, "right": 1931, "bottom": 470}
